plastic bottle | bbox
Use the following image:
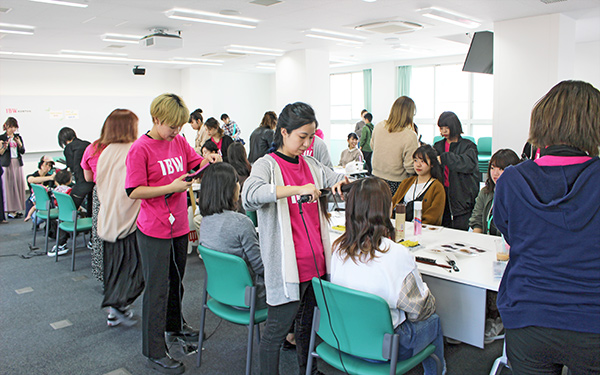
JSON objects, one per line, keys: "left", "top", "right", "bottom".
{"left": 413, "top": 201, "right": 422, "bottom": 236}
{"left": 395, "top": 203, "right": 406, "bottom": 242}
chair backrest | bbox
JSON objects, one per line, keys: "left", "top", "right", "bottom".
{"left": 311, "top": 278, "right": 395, "bottom": 361}
{"left": 463, "top": 135, "right": 476, "bottom": 144}
{"left": 198, "top": 245, "right": 254, "bottom": 308}
{"left": 477, "top": 137, "right": 492, "bottom": 155}
{"left": 245, "top": 210, "right": 258, "bottom": 227}
{"left": 53, "top": 191, "right": 77, "bottom": 223}
{"left": 433, "top": 135, "right": 443, "bottom": 144}
{"left": 31, "top": 184, "right": 51, "bottom": 211}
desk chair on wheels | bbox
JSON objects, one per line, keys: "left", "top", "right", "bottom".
{"left": 53, "top": 191, "right": 93, "bottom": 271}
{"left": 307, "top": 278, "right": 442, "bottom": 375}
{"left": 196, "top": 245, "right": 268, "bottom": 375}
{"left": 30, "top": 184, "right": 59, "bottom": 254}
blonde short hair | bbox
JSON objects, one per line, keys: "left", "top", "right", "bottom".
{"left": 529, "top": 80, "right": 600, "bottom": 157}
{"left": 150, "top": 93, "right": 189, "bottom": 127}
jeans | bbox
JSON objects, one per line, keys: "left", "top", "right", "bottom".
{"left": 395, "top": 313, "right": 446, "bottom": 375}
{"left": 506, "top": 326, "right": 600, "bottom": 375}
{"left": 259, "top": 281, "right": 318, "bottom": 375}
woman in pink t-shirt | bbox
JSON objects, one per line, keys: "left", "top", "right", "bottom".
{"left": 125, "top": 94, "right": 220, "bottom": 374}
{"left": 242, "top": 102, "right": 348, "bottom": 375}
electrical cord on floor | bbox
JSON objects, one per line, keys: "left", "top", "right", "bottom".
{"left": 298, "top": 198, "right": 349, "bottom": 375}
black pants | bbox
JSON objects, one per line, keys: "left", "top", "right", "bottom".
{"left": 0, "top": 172, "right": 5, "bottom": 221}
{"left": 71, "top": 181, "right": 94, "bottom": 217}
{"left": 363, "top": 151, "right": 372, "bottom": 175}
{"left": 136, "top": 230, "right": 188, "bottom": 359}
{"left": 506, "top": 326, "right": 600, "bottom": 375}
{"left": 259, "top": 281, "right": 318, "bottom": 375}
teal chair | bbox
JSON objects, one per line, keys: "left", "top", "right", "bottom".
{"left": 477, "top": 137, "right": 493, "bottom": 175}
{"left": 53, "top": 191, "right": 93, "bottom": 271}
{"left": 463, "top": 135, "right": 476, "bottom": 144}
{"left": 433, "top": 136, "right": 443, "bottom": 145}
{"left": 30, "top": 184, "right": 59, "bottom": 254}
{"left": 307, "top": 278, "right": 442, "bottom": 375}
{"left": 245, "top": 210, "right": 258, "bottom": 227}
{"left": 197, "top": 245, "right": 268, "bottom": 375}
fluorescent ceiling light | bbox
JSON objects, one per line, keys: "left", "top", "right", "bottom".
{"left": 60, "top": 49, "right": 127, "bottom": 57}
{"left": 165, "top": 8, "right": 258, "bottom": 29}
{"left": 256, "top": 65, "right": 275, "bottom": 70}
{"left": 304, "top": 28, "right": 365, "bottom": 45}
{"left": 30, "top": 0, "right": 88, "bottom": 8}
{"left": 0, "top": 50, "right": 217, "bottom": 66}
{"left": 171, "top": 57, "right": 223, "bottom": 66}
{"left": 226, "top": 44, "right": 284, "bottom": 56}
{"left": 392, "top": 44, "right": 431, "bottom": 53}
{"left": 418, "top": 7, "right": 480, "bottom": 28}
{"left": 0, "top": 22, "right": 35, "bottom": 35}
{"left": 101, "top": 33, "right": 141, "bottom": 44}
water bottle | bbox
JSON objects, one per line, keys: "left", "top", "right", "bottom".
{"left": 413, "top": 201, "right": 422, "bottom": 236}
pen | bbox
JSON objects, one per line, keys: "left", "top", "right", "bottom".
{"left": 415, "top": 256, "right": 452, "bottom": 269}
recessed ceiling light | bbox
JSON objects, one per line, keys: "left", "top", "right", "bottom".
{"left": 418, "top": 7, "right": 480, "bottom": 29}
{"left": 0, "top": 22, "right": 35, "bottom": 35}
{"left": 101, "top": 33, "right": 142, "bottom": 44}
{"left": 304, "top": 28, "right": 366, "bottom": 45}
{"left": 29, "top": 0, "right": 88, "bottom": 8}
{"left": 171, "top": 57, "right": 224, "bottom": 65}
{"left": 60, "top": 49, "right": 127, "bottom": 57}
{"left": 165, "top": 8, "right": 259, "bottom": 29}
{"left": 250, "top": 0, "right": 282, "bottom": 6}
{"left": 226, "top": 45, "right": 284, "bottom": 56}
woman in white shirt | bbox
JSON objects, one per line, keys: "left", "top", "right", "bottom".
{"left": 331, "top": 177, "right": 446, "bottom": 375}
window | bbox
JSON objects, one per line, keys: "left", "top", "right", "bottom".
{"left": 409, "top": 64, "right": 493, "bottom": 145}
{"left": 330, "top": 71, "right": 365, "bottom": 163}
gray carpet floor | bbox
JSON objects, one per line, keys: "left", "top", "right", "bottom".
{"left": 0, "top": 216, "right": 511, "bottom": 375}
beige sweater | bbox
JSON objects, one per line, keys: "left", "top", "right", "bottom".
{"left": 370, "top": 121, "right": 419, "bottom": 182}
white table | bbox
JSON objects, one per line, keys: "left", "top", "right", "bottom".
{"left": 329, "top": 216, "right": 503, "bottom": 349}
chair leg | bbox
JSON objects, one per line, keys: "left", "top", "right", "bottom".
{"left": 197, "top": 287, "right": 209, "bottom": 368}
{"left": 32, "top": 216, "right": 38, "bottom": 246}
{"left": 431, "top": 354, "right": 443, "bottom": 375}
{"left": 255, "top": 324, "right": 261, "bottom": 345}
{"left": 245, "top": 320, "right": 255, "bottom": 375}
{"left": 306, "top": 307, "right": 319, "bottom": 375}
{"left": 71, "top": 230, "right": 77, "bottom": 271}
{"left": 44, "top": 218, "right": 51, "bottom": 254}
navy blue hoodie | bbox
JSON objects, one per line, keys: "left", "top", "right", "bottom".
{"left": 494, "top": 157, "right": 600, "bottom": 334}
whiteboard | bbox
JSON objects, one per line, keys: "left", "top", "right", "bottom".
{"left": 0, "top": 95, "right": 155, "bottom": 153}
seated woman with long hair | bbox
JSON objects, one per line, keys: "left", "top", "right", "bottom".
{"left": 392, "top": 145, "right": 445, "bottom": 225}
{"left": 198, "top": 163, "right": 265, "bottom": 307}
{"left": 331, "top": 177, "right": 445, "bottom": 375}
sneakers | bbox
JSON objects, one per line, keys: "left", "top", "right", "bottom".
{"left": 166, "top": 323, "right": 200, "bottom": 343}
{"left": 484, "top": 317, "right": 504, "bottom": 344}
{"left": 107, "top": 307, "right": 136, "bottom": 327}
{"left": 48, "top": 244, "right": 68, "bottom": 257}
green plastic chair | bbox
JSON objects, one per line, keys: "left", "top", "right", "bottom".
{"left": 433, "top": 135, "right": 443, "bottom": 145}
{"left": 245, "top": 210, "right": 258, "bottom": 227}
{"left": 53, "top": 191, "right": 93, "bottom": 271}
{"left": 197, "top": 245, "right": 268, "bottom": 375}
{"left": 477, "top": 137, "right": 493, "bottom": 175}
{"left": 30, "top": 184, "right": 59, "bottom": 254}
{"left": 463, "top": 135, "right": 476, "bottom": 144}
{"left": 307, "top": 278, "right": 442, "bottom": 375}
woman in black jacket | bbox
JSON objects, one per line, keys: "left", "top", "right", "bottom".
{"left": 248, "top": 111, "right": 277, "bottom": 163}
{"left": 204, "top": 117, "right": 234, "bottom": 163}
{"left": 433, "top": 111, "right": 479, "bottom": 230}
{"left": 58, "top": 127, "right": 94, "bottom": 216}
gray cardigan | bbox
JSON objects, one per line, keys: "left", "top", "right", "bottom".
{"left": 241, "top": 154, "right": 344, "bottom": 306}
{"left": 199, "top": 210, "right": 266, "bottom": 304}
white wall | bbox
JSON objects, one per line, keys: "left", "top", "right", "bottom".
{"left": 180, "top": 68, "right": 276, "bottom": 145}
{"left": 575, "top": 40, "right": 600, "bottom": 88}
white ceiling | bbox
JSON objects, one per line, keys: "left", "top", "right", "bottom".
{"left": 0, "top": 0, "right": 599, "bottom": 72}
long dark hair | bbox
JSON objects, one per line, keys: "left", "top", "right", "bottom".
{"left": 199, "top": 163, "right": 239, "bottom": 216}
{"left": 484, "top": 149, "right": 520, "bottom": 194}
{"left": 227, "top": 142, "right": 251, "bottom": 178}
{"left": 413, "top": 145, "right": 443, "bottom": 181}
{"left": 260, "top": 111, "right": 277, "bottom": 129}
{"left": 273, "top": 102, "right": 317, "bottom": 149}
{"left": 58, "top": 127, "right": 77, "bottom": 148}
{"left": 332, "top": 177, "right": 395, "bottom": 264}
{"left": 205, "top": 117, "right": 224, "bottom": 137}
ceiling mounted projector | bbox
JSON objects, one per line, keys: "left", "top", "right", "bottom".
{"left": 140, "top": 29, "right": 183, "bottom": 50}
{"left": 133, "top": 66, "right": 145, "bottom": 75}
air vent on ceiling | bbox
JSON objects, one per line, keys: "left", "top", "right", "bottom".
{"left": 107, "top": 45, "right": 126, "bottom": 49}
{"left": 202, "top": 52, "right": 245, "bottom": 60}
{"left": 250, "top": 0, "right": 283, "bottom": 6}
{"left": 540, "top": 0, "right": 566, "bottom": 3}
{"left": 355, "top": 21, "right": 423, "bottom": 34}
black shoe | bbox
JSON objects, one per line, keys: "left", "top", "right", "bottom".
{"left": 166, "top": 323, "right": 200, "bottom": 343}
{"left": 146, "top": 354, "right": 185, "bottom": 374}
